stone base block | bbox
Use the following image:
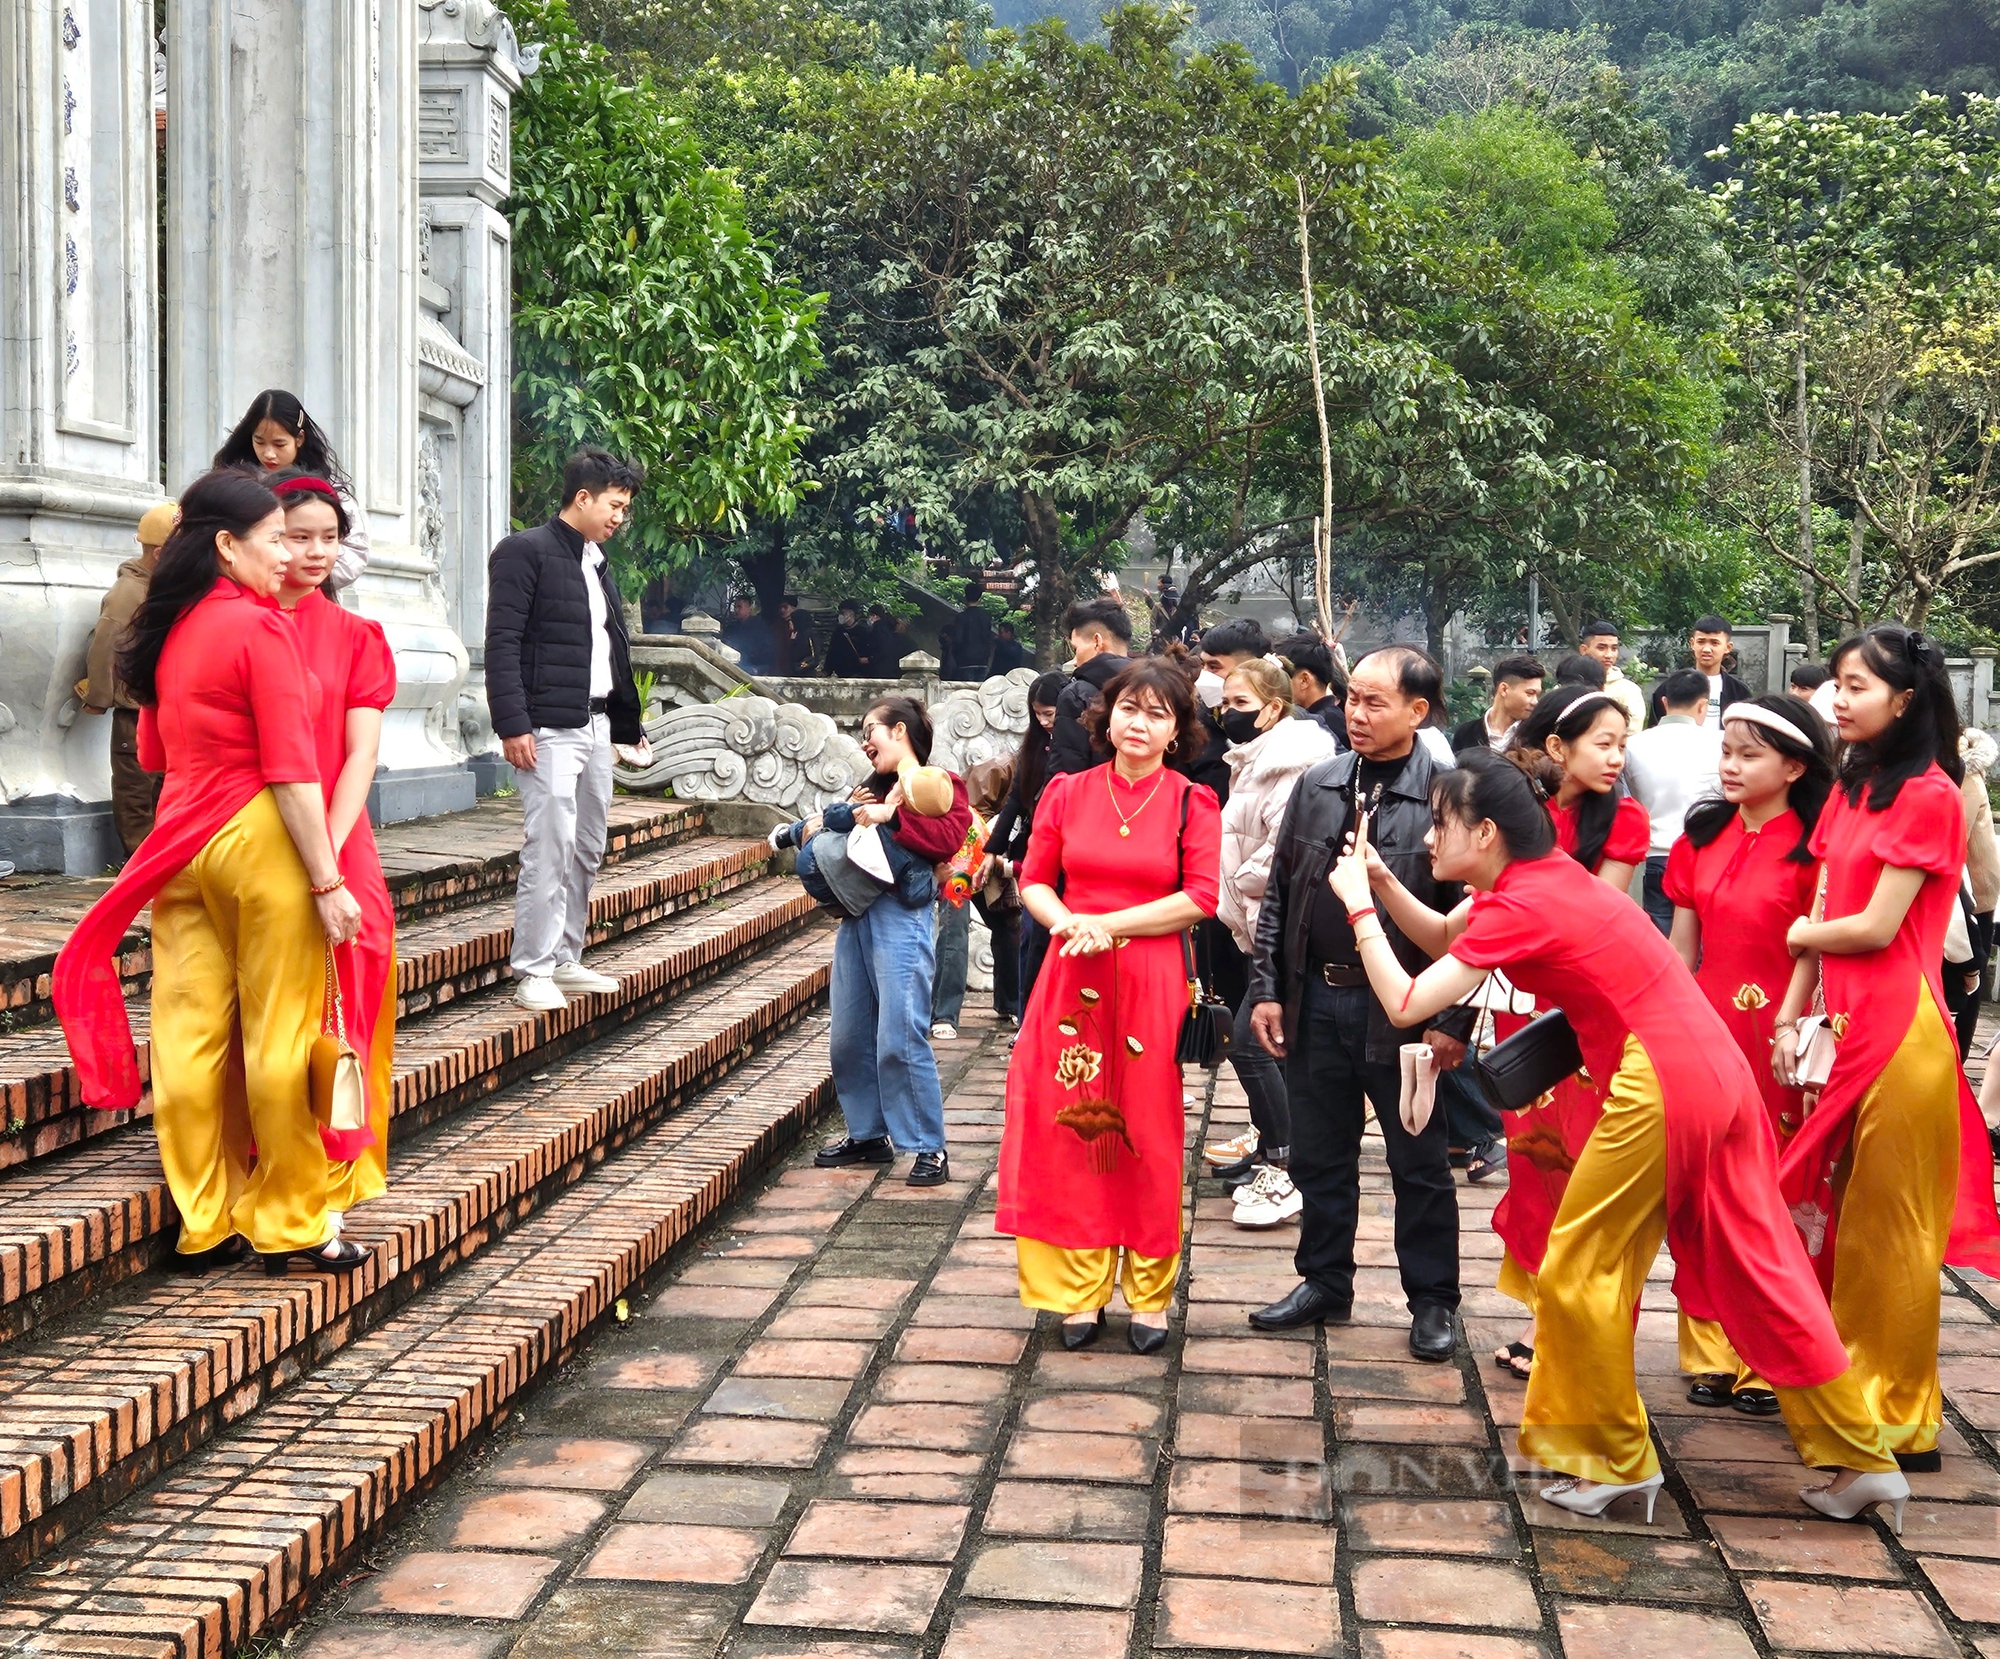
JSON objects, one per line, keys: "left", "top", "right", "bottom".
{"left": 468, "top": 752, "right": 514, "bottom": 796}
{"left": 369, "top": 763, "right": 478, "bottom": 826}
{"left": 0, "top": 796, "right": 124, "bottom": 875}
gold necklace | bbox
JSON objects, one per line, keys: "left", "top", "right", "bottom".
{"left": 1106, "top": 766, "right": 1167, "bottom": 837}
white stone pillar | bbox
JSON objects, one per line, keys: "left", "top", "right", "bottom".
{"left": 167, "top": 0, "right": 475, "bottom": 823}
{"left": 0, "top": 0, "right": 162, "bottom": 871}
{"left": 417, "top": 0, "right": 537, "bottom": 793}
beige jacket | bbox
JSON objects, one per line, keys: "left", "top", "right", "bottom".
{"left": 1962, "top": 730, "right": 1999, "bottom": 913}
{"left": 1216, "top": 714, "right": 1338, "bottom": 956}
{"left": 82, "top": 558, "right": 152, "bottom": 711}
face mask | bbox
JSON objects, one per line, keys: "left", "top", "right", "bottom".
{"left": 1220, "top": 707, "right": 1264, "bottom": 746}
{"left": 1196, "top": 670, "right": 1225, "bottom": 708}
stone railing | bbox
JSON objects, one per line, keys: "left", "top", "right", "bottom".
{"left": 616, "top": 697, "right": 870, "bottom": 813}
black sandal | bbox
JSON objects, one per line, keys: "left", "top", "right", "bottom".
{"left": 261, "top": 1237, "right": 371, "bottom": 1276}
{"left": 1493, "top": 1341, "right": 1533, "bottom": 1379}
{"left": 1466, "top": 1140, "right": 1506, "bottom": 1184}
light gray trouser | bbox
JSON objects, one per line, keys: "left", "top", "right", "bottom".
{"left": 511, "top": 715, "right": 613, "bottom": 978}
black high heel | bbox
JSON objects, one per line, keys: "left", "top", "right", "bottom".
{"left": 261, "top": 1237, "right": 371, "bottom": 1275}
{"left": 165, "top": 1237, "right": 246, "bottom": 1274}
{"left": 1061, "top": 1311, "right": 1105, "bottom": 1351}
{"left": 1128, "top": 1318, "right": 1168, "bottom": 1355}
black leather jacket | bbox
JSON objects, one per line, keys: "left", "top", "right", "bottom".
{"left": 1247, "top": 744, "right": 1477, "bottom": 1064}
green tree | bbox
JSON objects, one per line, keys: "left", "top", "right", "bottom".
{"left": 502, "top": 0, "right": 825, "bottom": 582}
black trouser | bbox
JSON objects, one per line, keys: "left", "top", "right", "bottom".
{"left": 1286, "top": 977, "right": 1460, "bottom": 1312}
{"left": 979, "top": 895, "right": 1022, "bottom": 1020}
{"left": 1020, "top": 916, "right": 1052, "bottom": 1010}
{"left": 1439, "top": 1066, "right": 1502, "bottom": 1148}
{"left": 1948, "top": 911, "right": 1995, "bottom": 1059}
{"left": 1641, "top": 854, "right": 1674, "bottom": 936}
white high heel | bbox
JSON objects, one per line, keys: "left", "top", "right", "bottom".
{"left": 1538, "top": 1472, "right": 1665, "bottom": 1524}
{"left": 1801, "top": 1470, "right": 1910, "bottom": 1535}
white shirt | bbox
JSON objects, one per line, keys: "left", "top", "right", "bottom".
{"left": 1623, "top": 714, "right": 1722, "bottom": 856}
{"left": 1418, "top": 727, "right": 1455, "bottom": 768}
{"left": 583, "top": 541, "right": 613, "bottom": 700}
{"left": 1482, "top": 709, "right": 1514, "bottom": 751}
{"left": 1705, "top": 674, "right": 1724, "bottom": 727}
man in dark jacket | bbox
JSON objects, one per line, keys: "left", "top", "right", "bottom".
{"left": 865, "top": 604, "right": 903, "bottom": 677}
{"left": 950, "top": 593, "right": 994, "bottom": 680}
{"left": 1450, "top": 655, "right": 1543, "bottom": 753}
{"left": 989, "top": 621, "right": 1027, "bottom": 675}
{"left": 1647, "top": 614, "right": 1749, "bottom": 728}
{"left": 1277, "top": 632, "right": 1348, "bottom": 748}
{"left": 1246, "top": 645, "right": 1470, "bottom": 1361}
{"left": 1047, "top": 595, "right": 1132, "bottom": 774}
{"left": 824, "top": 600, "right": 868, "bottom": 677}
{"left": 485, "top": 447, "right": 651, "bottom": 1013}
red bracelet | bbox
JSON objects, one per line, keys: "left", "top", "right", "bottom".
{"left": 1346, "top": 904, "right": 1375, "bottom": 925}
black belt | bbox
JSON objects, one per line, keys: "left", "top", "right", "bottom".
{"left": 589, "top": 697, "right": 609, "bottom": 714}
{"left": 1311, "top": 961, "right": 1368, "bottom": 988}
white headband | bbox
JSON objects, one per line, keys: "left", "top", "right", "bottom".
{"left": 1557, "top": 691, "right": 1621, "bottom": 723}
{"left": 1724, "top": 702, "right": 1814, "bottom": 745}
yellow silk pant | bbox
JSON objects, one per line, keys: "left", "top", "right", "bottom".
{"left": 1498, "top": 1249, "right": 1539, "bottom": 1316}
{"left": 1829, "top": 987, "right": 1961, "bottom": 1458}
{"left": 1679, "top": 1314, "right": 1767, "bottom": 1392}
{"left": 1016, "top": 1238, "right": 1180, "bottom": 1314}
{"left": 1522, "top": 1036, "right": 1894, "bottom": 1483}
{"left": 150, "top": 789, "right": 332, "bottom": 1254}
{"left": 327, "top": 956, "right": 397, "bottom": 1213}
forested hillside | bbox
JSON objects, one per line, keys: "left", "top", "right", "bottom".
{"left": 994, "top": 0, "right": 1999, "bottom": 164}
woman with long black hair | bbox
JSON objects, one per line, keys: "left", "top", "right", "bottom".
{"left": 1332, "top": 750, "right": 1908, "bottom": 1528}
{"left": 1663, "top": 694, "right": 1832, "bottom": 1416}
{"left": 54, "top": 469, "right": 369, "bottom": 1273}
{"left": 213, "top": 389, "right": 369, "bottom": 588}
{"left": 986, "top": 671, "right": 1067, "bottom": 1010}
{"left": 1775, "top": 624, "right": 2000, "bottom": 1469}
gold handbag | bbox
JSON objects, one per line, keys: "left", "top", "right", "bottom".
{"left": 310, "top": 950, "right": 371, "bottom": 1157}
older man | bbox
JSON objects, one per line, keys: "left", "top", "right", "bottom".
{"left": 1246, "top": 646, "right": 1471, "bottom": 1361}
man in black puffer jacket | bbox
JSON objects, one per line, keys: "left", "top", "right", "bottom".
{"left": 486, "top": 448, "right": 652, "bottom": 1013}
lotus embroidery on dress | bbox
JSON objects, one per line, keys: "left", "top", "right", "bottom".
{"left": 1789, "top": 1198, "right": 1829, "bottom": 1257}
{"left": 1829, "top": 1012, "right": 1850, "bottom": 1040}
{"left": 1732, "top": 983, "right": 1768, "bottom": 1011}
{"left": 1504, "top": 1095, "right": 1576, "bottom": 1175}
{"left": 1051, "top": 981, "right": 1134, "bottom": 1172}
{"left": 1053, "top": 1043, "right": 1101, "bottom": 1090}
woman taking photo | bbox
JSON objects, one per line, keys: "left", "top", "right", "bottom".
{"left": 272, "top": 472, "right": 399, "bottom": 1215}
{"left": 1208, "top": 657, "right": 1334, "bottom": 1227}
{"left": 213, "top": 389, "right": 369, "bottom": 589}
{"left": 1332, "top": 751, "right": 1907, "bottom": 1527}
{"left": 54, "top": 469, "right": 368, "bottom": 1273}
{"left": 1485, "top": 686, "right": 1647, "bottom": 1374}
{"left": 1664, "top": 694, "right": 1832, "bottom": 1417}
{"left": 1775, "top": 624, "right": 2000, "bottom": 1469}
{"left": 999, "top": 660, "right": 1221, "bottom": 1353}
{"left": 985, "top": 671, "right": 1067, "bottom": 1007}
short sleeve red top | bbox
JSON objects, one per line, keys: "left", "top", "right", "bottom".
{"left": 1550, "top": 795, "right": 1650, "bottom": 873}
{"left": 1663, "top": 812, "right": 1818, "bottom": 1013}
{"left": 289, "top": 590, "right": 396, "bottom": 799}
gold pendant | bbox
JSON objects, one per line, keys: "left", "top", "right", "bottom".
{"left": 1118, "top": 824, "right": 1131, "bottom": 836}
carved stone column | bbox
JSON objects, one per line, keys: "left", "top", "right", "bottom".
{"left": 418, "top": 0, "right": 536, "bottom": 794}
{"left": 167, "top": 0, "right": 475, "bottom": 824}
{"left": 0, "top": 0, "right": 162, "bottom": 870}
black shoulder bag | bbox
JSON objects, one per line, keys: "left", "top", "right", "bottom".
{"left": 1469, "top": 1008, "right": 1583, "bottom": 1114}
{"left": 1171, "top": 787, "right": 1234, "bottom": 1067}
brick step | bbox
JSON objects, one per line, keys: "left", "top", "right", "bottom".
{"left": 0, "top": 875, "right": 820, "bottom": 1344}
{"left": 0, "top": 796, "right": 700, "bottom": 1029}
{"left": 0, "top": 926, "right": 835, "bottom": 1578}
{"left": 0, "top": 834, "right": 775, "bottom": 1172}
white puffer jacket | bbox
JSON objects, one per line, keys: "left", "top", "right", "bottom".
{"left": 1217, "top": 715, "right": 1339, "bottom": 956}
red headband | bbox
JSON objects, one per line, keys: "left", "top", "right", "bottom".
{"left": 273, "top": 475, "right": 340, "bottom": 506}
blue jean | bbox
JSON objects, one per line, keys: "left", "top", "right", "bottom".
{"left": 933, "top": 899, "right": 970, "bottom": 1024}
{"left": 1641, "top": 854, "right": 1674, "bottom": 936}
{"left": 831, "top": 898, "right": 947, "bottom": 1154}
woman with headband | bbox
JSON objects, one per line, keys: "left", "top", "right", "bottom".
{"left": 214, "top": 390, "right": 370, "bottom": 589}
{"left": 1663, "top": 695, "right": 1833, "bottom": 1418}
{"left": 272, "top": 470, "right": 400, "bottom": 1217}
{"left": 1774, "top": 624, "right": 2000, "bottom": 1471}
{"left": 53, "top": 469, "right": 369, "bottom": 1273}
{"left": 1331, "top": 749, "right": 1907, "bottom": 1528}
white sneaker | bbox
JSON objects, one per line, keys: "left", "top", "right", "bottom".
{"left": 930, "top": 1022, "right": 958, "bottom": 1041}
{"left": 552, "top": 960, "right": 620, "bottom": 997}
{"left": 1233, "top": 1166, "right": 1303, "bottom": 1229}
{"left": 514, "top": 974, "right": 569, "bottom": 1012}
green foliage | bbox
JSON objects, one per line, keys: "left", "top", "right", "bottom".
{"left": 502, "top": 0, "right": 824, "bottom": 582}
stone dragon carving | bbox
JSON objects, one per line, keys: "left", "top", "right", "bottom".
{"left": 617, "top": 696, "right": 869, "bottom": 811}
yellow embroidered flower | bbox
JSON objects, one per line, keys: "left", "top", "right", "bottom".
{"left": 1829, "top": 1012, "right": 1850, "bottom": 1040}
{"left": 1057, "top": 1019, "right": 1079, "bottom": 1037}
{"left": 1054, "top": 1043, "right": 1103, "bottom": 1090}
{"left": 1079, "top": 987, "right": 1101, "bottom": 1005}
{"left": 1125, "top": 1035, "right": 1144, "bottom": 1056}
{"left": 1733, "top": 983, "right": 1768, "bottom": 1011}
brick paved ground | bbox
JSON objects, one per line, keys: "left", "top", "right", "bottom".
{"left": 286, "top": 1006, "right": 2000, "bottom": 1659}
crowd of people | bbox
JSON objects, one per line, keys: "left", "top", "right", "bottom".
{"left": 802, "top": 589, "right": 2000, "bottom": 1535}
{"left": 56, "top": 410, "right": 659, "bottom": 1278}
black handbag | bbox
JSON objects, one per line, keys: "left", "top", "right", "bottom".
{"left": 1470, "top": 1008, "right": 1583, "bottom": 1114}
{"left": 1170, "top": 790, "right": 1234, "bottom": 1067}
